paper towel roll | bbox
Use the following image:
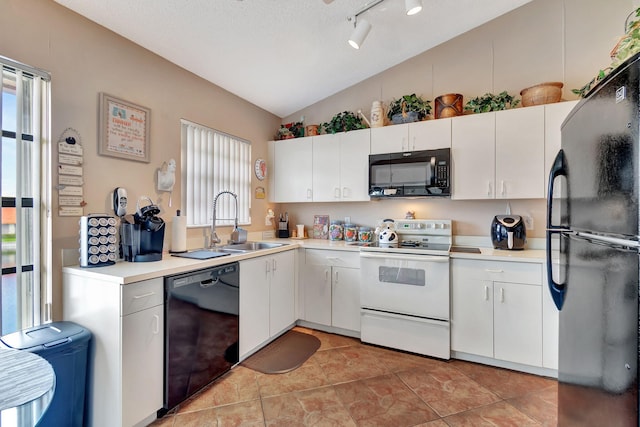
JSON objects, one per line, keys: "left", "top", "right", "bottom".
{"left": 171, "top": 210, "right": 187, "bottom": 253}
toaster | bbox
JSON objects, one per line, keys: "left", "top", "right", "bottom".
{"left": 491, "top": 215, "right": 526, "bottom": 250}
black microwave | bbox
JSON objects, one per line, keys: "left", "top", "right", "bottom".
{"left": 368, "top": 148, "right": 451, "bottom": 198}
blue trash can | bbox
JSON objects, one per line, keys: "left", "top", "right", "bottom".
{"left": 1, "top": 321, "right": 91, "bottom": 427}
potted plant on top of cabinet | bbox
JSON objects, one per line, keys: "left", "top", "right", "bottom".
{"left": 386, "top": 93, "right": 432, "bottom": 124}
{"left": 464, "top": 91, "right": 520, "bottom": 114}
{"left": 319, "top": 111, "right": 367, "bottom": 134}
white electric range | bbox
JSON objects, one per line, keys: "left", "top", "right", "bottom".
{"left": 359, "top": 219, "right": 452, "bottom": 359}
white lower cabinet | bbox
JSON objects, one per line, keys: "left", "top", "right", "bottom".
{"left": 451, "top": 259, "right": 543, "bottom": 368}
{"left": 300, "top": 249, "right": 361, "bottom": 332}
{"left": 63, "top": 275, "right": 164, "bottom": 427}
{"left": 239, "top": 250, "right": 296, "bottom": 359}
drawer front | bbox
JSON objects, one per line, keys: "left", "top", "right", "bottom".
{"left": 121, "top": 278, "right": 164, "bottom": 316}
{"left": 305, "top": 249, "right": 360, "bottom": 268}
{"left": 452, "top": 259, "right": 542, "bottom": 285}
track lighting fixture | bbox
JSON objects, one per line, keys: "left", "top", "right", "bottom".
{"left": 405, "top": 0, "right": 422, "bottom": 16}
{"left": 348, "top": 17, "right": 372, "bottom": 49}
{"left": 347, "top": 0, "right": 422, "bottom": 49}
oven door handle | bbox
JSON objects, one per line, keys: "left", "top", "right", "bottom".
{"left": 359, "top": 252, "right": 449, "bottom": 263}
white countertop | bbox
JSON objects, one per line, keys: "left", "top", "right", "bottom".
{"left": 62, "top": 237, "right": 546, "bottom": 284}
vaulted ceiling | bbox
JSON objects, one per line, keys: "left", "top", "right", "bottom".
{"left": 54, "top": 0, "right": 532, "bottom": 117}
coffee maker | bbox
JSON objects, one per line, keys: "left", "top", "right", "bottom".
{"left": 121, "top": 197, "right": 165, "bottom": 262}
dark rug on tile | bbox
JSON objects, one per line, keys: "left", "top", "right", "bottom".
{"left": 242, "top": 330, "right": 320, "bottom": 374}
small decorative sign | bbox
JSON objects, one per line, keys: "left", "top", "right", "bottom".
{"left": 99, "top": 93, "right": 151, "bottom": 163}
{"left": 56, "top": 128, "right": 85, "bottom": 217}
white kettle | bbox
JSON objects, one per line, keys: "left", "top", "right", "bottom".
{"left": 375, "top": 219, "right": 398, "bottom": 247}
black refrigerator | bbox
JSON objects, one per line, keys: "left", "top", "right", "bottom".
{"left": 547, "top": 52, "right": 640, "bottom": 426}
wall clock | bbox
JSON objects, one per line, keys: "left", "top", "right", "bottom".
{"left": 254, "top": 158, "right": 267, "bottom": 180}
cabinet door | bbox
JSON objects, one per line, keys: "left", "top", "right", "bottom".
{"left": 122, "top": 305, "right": 163, "bottom": 427}
{"left": 331, "top": 266, "right": 360, "bottom": 332}
{"left": 495, "top": 106, "right": 545, "bottom": 199}
{"left": 269, "top": 251, "right": 296, "bottom": 336}
{"left": 544, "top": 101, "right": 578, "bottom": 198}
{"left": 493, "top": 281, "right": 542, "bottom": 366}
{"left": 272, "top": 137, "right": 313, "bottom": 202}
{"left": 542, "top": 264, "right": 559, "bottom": 369}
{"left": 370, "top": 123, "right": 408, "bottom": 154}
{"left": 339, "top": 129, "right": 370, "bottom": 201}
{"left": 451, "top": 112, "right": 495, "bottom": 199}
{"left": 239, "top": 257, "right": 270, "bottom": 358}
{"left": 409, "top": 118, "right": 452, "bottom": 151}
{"left": 302, "top": 264, "right": 332, "bottom": 326}
{"left": 451, "top": 277, "right": 493, "bottom": 357}
{"left": 312, "top": 134, "right": 341, "bottom": 201}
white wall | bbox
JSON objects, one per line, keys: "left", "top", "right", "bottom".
{"left": 279, "top": 0, "right": 633, "bottom": 238}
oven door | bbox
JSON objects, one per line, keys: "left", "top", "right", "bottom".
{"left": 360, "top": 251, "right": 449, "bottom": 320}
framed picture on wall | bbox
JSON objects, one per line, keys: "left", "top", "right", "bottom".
{"left": 98, "top": 93, "right": 151, "bottom": 163}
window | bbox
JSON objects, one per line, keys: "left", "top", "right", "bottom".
{"left": 0, "top": 56, "right": 51, "bottom": 335}
{"left": 181, "top": 120, "right": 251, "bottom": 229}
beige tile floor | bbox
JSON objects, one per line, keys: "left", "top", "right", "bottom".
{"left": 152, "top": 326, "right": 557, "bottom": 426}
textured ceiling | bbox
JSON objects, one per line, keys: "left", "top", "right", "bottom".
{"left": 54, "top": 0, "right": 531, "bottom": 118}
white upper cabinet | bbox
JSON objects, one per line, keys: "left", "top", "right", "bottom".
{"left": 312, "top": 128, "right": 370, "bottom": 202}
{"left": 269, "top": 136, "right": 313, "bottom": 203}
{"left": 544, "top": 100, "right": 579, "bottom": 197}
{"left": 495, "top": 105, "right": 545, "bottom": 199}
{"left": 451, "top": 112, "right": 496, "bottom": 200}
{"left": 370, "top": 119, "right": 452, "bottom": 154}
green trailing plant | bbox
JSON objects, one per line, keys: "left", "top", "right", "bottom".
{"left": 464, "top": 91, "right": 520, "bottom": 114}
{"left": 319, "top": 111, "right": 367, "bottom": 134}
{"left": 573, "top": 7, "right": 640, "bottom": 97}
{"left": 386, "top": 94, "right": 431, "bottom": 121}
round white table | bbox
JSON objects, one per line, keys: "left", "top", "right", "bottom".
{"left": 0, "top": 347, "right": 55, "bottom": 427}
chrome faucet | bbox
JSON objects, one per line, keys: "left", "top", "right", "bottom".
{"left": 208, "top": 190, "right": 241, "bottom": 248}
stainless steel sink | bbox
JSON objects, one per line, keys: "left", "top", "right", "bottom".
{"left": 219, "top": 241, "right": 287, "bottom": 253}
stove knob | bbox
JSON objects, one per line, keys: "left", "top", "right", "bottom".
{"left": 435, "top": 223, "right": 444, "bottom": 229}
{"left": 427, "top": 223, "right": 434, "bottom": 228}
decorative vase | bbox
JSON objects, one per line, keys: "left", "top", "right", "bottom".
{"left": 370, "top": 101, "right": 385, "bottom": 127}
{"left": 305, "top": 125, "right": 319, "bottom": 136}
{"left": 435, "top": 93, "right": 463, "bottom": 119}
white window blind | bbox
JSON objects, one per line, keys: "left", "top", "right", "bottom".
{"left": 181, "top": 119, "right": 251, "bottom": 227}
{"left": 0, "top": 56, "right": 51, "bottom": 335}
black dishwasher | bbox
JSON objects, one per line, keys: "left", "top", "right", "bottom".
{"left": 163, "top": 262, "right": 239, "bottom": 412}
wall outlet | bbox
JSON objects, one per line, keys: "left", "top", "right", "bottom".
{"left": 524, "top": 215, "right": 534, "bottom": 231}
{"left": 344, "top": 216, "right": 351, "bottom": 224}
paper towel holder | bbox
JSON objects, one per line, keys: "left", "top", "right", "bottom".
{"left": 169, "top": 209, "right": 188, "bottom": 253}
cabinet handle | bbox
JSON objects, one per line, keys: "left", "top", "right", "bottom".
{"left": 501, "top": 180, "right": 506, "bottom": 196}
{"left": 133, "top": 292, "right": 155, "bottom": 299}
{"left": 485, "top": 269, "right": 504, "bottom": 273}
{"left": 499, "top": 287, "right": 505, "bottom": 303}
{"left": 153, "top": 314, "right": 160, "bottom": 334}
{"left": 342, "top": 187, "right": 349, "bottom": 198}
{"left": 335, "top": 270, "right": 339, "bottom": 284}
{"left": 325, "top": 269, "right": 330, "bottom": 283}
{"left": 484, "top": 285, "right": 489, "bottom": 301}
{"left": 402, "top": 137, "right": 407, "bottom": 151}
{"left": 306, "top": 189, "right": 312, "bottom": 199}
{"left": 272, "top": 258, "right": 277, "bottom": 272}
{"left": 334, "top": 188, "right": 340, "bottom": 198}
{"left": 487, "top": 182, "right": 492, "bottom": 197}
{"left": 265, "top": 260, "right": 271, "bottom": 278}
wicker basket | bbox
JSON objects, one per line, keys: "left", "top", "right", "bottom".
{"left": 520, "top": 82, "right": 563, "bottom": 107}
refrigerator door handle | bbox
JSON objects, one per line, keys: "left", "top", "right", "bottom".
{"left": 575, "top": 231, "right": 640, "bottom": 249}
{"left": 546, "top": 149, "right": 567, "bottom": 310}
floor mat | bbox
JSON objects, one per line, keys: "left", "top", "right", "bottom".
{"left": 242, "top": 330, "right": 321, "bottom": 374}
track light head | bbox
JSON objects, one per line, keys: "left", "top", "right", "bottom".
{"left": 348, "top": 18, "right": 372, "bottom": 49}
{"left": 405, "top": 0, "right": 422, "bottom": 15}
